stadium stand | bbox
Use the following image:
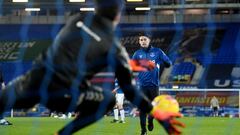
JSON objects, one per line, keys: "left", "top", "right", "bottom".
{"left": 171, "top": 61, "right": 196, "bottom": 83}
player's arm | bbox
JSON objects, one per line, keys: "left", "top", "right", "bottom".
{"left": 131, "top": 51, "right": 155, "bottom": 71}
{"left": 129, "top": 59, "right": 155, "bottom": 71}
{"left": 112, "top": 87, "right": 119, "bottom": 94}
{"left": 160, "top": 50, "right": 172, "bottom": 68}
{"left": 217, "top": 100, "right": 220, "bottom": 109}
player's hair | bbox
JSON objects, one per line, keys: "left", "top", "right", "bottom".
{"left": 138, "top": 32, "right": 152, "bottom": 38}
{"left": 95, "top": 0, "right": 124, "bottom": 21}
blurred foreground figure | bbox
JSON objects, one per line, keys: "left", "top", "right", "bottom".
{"left": 0, "top": 0, "right": 184, "bottom": 135}
{"left": 0, "top": 69, "right": 12, "bottom": 126}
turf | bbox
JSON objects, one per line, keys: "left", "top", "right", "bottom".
{"left": 0, "top": 116, "right": 240, "bottom": 135}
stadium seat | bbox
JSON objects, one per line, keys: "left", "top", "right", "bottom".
{"left": 171, "top": 62, "right": 196, "bottom": 84}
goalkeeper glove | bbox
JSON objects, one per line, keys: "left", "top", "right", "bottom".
{"left": 129, "top": 59, "right": 155, "bottom": 72}
{"left": 151, "top": 108, "right": 185, "bottom": 135}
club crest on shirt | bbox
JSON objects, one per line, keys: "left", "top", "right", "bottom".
{"left": 150, "top": 53, "right": 155, "bottom": 57}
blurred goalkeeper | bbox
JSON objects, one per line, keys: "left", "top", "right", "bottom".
{"left": 0, "top": 0, "right": 184, "bottom": 135}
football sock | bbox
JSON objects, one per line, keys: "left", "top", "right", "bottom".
{"left": 114, "top": 109, "right": 119, "bottom": 120}
{"left": 120, "top": 109, "right": 125, "bottom": 121}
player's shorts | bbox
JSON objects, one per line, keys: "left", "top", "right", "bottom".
{"left": 115, "top": 93, "right": 124, "bottom": 105}
{"left": 140, "top": 86, "right": 159, "bottom": 101}
{"left": 213, "top": 107, "right": 218, "bottom": 111}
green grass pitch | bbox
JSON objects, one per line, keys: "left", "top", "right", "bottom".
{"left": 0, "top": 116, "right": 240, "bottom": 135}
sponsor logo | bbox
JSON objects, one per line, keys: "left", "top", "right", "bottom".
{"left": 0, "top": 41, "right": 36, "bottom": 60}
{"left": 213, "top": 66, "right": 240, "bottom": 88}
{"left": 214, "top": 79, "right": 240, "bottom": 88}
{"left": 150, "top": 52, "right": 155, "bottom": 57}
{"left": 231, "top": 67, "right": 240, "bottom": 78}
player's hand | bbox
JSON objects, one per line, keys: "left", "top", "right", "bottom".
{"left": 112, "top": 89, "right": 117, "bottom": 94}
{"left": 129, "top": 59, "right": 155, "bottom": 72}
{"left": 151, "top": 109, "right": 185, "bottom": 135}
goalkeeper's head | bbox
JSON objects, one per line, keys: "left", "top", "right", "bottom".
{"left": 95, "top": 0, "right": 124, "bottom": 27}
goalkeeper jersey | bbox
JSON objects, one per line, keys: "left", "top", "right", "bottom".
{"left": 132, "top": 46, "right": 172, "bottom": 87}
{"left": 32, "top": 13, "right": 153, "bottom": 113}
